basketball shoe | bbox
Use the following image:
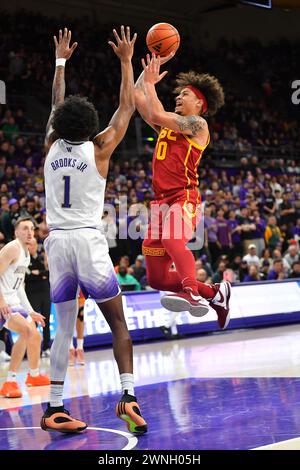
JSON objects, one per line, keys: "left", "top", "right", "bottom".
{"left": 25, "top": 373, "right": 50, "bottom": 386}
{"left": 210, "top": 281, "right": 231, "bottom": 329}
{"left": 0, "top": 381, "right": 22, "bottom": 398}
{"left": 161, "top": 288, "right": 210, "bottom": 317}
{"left": 116, "top": 391, "right": 147, "bottom": 434}
{"left": 41, "top": 403, "right": 87, "bottom": 433}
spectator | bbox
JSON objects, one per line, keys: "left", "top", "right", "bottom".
{"left": 243, "top": 265, "right": 260, "bottom": 283}
{"left": 242, "top": 244, "right": 260, "bottom": 268}
{"left": 1, "top": 198, "right": 21, "bottom": 242}
{"left": 129, "top": 255, "right": 146, "bottom": 283}
{"left": 196, "top": 268, "right": 209, "bottom": 283}
{"left": 216, "top": 207, "right": 232, "bottom": 257}
{"left": 265, "top": 216, "right": 282, "bottom": 253}
{"left": 204, "top": 205, "right": 219, "bottom": 265}
{"left": 262, "top": 187, "right": 276, "bottom": 217}
{"left": 267, "top": 259, "right": 286, "bottom": 281}
{"left": 279, "top": 192, "right": 296, "bottom": 228}
{"left": 283, "top": 244, "right": 299, "bottom": 272}
{"left": 25, "top": 238, "right": 51, "bottom": 356}
{"left": 288, "top": 261, "right": 300, "bottom": 279}
{"left": 212, "top": 260, "right": 226, "bottom": 283}
{"left": 116, "top": 262, "right": 141, "bottom": 292}
{"left": 291, "top": 218, "right": 300, "bottom": 242}
{"left": 260, "top": 260, "right": 271, "bottom": 281}
{"left": 260, "top": 248, "right": 272, "bottom": 268}
{"left": 227, "top": 210, "right": 242, "bottom": 256}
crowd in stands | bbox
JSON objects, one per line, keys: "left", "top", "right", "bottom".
{"left": 0, "top": 10, "right": 299, "bottom": 291}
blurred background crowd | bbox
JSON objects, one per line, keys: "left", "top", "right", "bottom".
{"left": 0, "top": 9, "right": 299, "bottom": 293}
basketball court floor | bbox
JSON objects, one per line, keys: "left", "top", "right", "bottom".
{"left": 1, "top": 323, "right": 300, "bottom": 450}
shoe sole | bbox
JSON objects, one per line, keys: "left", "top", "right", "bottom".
{"left": 40, "top": 419, "right": 87, "bottom": 434}
{"left": 161, "top": 296, "right": 209, "bottom": 317}
{"left": 0, "top": 393, "right": 22, "bottom": 398}
{"left": 26, "top": 383, "right": 50, "bottom": 387}
{"left": 118, "top": 413, "right": 148, "bottom": 435}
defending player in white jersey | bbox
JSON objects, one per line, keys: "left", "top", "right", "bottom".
{"left": 41, "top": 27, "right": 147, "bottom": 434}
{"left": 0, "top": 217, "right": 50, "bottom": 398}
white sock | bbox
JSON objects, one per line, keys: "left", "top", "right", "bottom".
{"left": 29, "top": 368, "right": 39, "bottom": 377}
{"left": 7, "top": 371, "right": 17, "bottom": 382}
{"left": 76, "top": 339, "right": 84, "bottom": 350}
{"left": 120, "top": 373, "right": 135, "bottom": 396}
{"left": 70, "top": 339, "right": 74, "bottom": 350}
{"left": 50, "top": 384, "right": 64, "bottom": 407}
{"left": 171, "top": 323, "right": 178, "bottom": 335}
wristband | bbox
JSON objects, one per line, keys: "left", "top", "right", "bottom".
{"left": 56, "top": 58, "right": 66, "bottom": 67}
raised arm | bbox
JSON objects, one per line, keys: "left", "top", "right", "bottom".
{"left": 44, "top": 28, "right": 78, "bottom": 153}
{"left": 134, "top": 52, "right": 174, "bottom": 133}
{"left": 142, "top": 54, "right": 207, "bottom": 138}
{"left": 93, "top": 26, "right": 136, "bottom": 176}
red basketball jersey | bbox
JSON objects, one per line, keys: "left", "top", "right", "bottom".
{"left": 152, "top": 127, "right": 210, "bottom": 198}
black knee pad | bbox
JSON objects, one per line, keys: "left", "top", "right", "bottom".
{"left": 77, "top": 307, "right": 84, "bottom": 321}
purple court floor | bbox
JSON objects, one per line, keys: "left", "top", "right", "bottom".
{"left": 1, "top": 377, "right": 300, "bottom": 450}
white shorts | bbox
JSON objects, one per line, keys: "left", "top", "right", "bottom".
{"left": 44, "top": 228, "right": 120, "bottom": 304}
{"left": 1, "top": 306, "right": 32, "bottom": 331}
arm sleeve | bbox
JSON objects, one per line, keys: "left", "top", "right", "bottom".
{"left": 17, "top": 282, "right": 33, "bottom": 313}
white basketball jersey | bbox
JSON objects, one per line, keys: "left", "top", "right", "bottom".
{"left": 0, "top": 240, "right": 30, "bottom": 307}
{"left": 44, "top": 139, "right": 106, "bottom": 230}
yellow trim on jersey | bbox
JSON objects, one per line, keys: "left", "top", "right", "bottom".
{"left": 184, "top": 144, "right": 192, "bottom": 187}
{"left": 183, "top": 132, "right": 210, "bottom": 150}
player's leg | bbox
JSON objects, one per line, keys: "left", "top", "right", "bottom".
{"left": 41, "top": 233, "right": 87, "bottom": 433}
{"left": 41, "top": 291, "right": 51, "bottom": 356}
{"left": 0, "top": 313, "right": 32, "bottom": 398}
{"left": 77, "top": 229, "right": 147, "bottom": 434}
{"left": 160, "top": 200, "right": 210, "bottom": 316}
{"left": 41, "top": 298, "right": 87, "bottom": 433}
{"left": 160, "top": 199, "right": 231, "bottom": 324}
{"left": 25, "top": 320, "right": 50, "bottom": 386}
{"left": 75, "top": 306, "right": 85, "bottom": 365}
{"left": 97, "top": 293, "right": 147, "bottom": 435}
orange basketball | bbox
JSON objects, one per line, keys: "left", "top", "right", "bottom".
{"left": 146, "top": 23, "right": 180, "bottom": 57}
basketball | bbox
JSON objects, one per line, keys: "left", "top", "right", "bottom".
{"left": 146, "top": 23, "right": 180, "bottom": 57}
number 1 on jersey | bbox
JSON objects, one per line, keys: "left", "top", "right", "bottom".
{"left": 62, "top": 175, "right": 72, "bottom": 208}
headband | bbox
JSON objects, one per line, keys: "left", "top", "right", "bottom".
{"left": 186, "top": 85, "right": 207, "bottom": 114}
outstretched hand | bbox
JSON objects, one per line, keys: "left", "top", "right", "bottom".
{"left": 108, "top": 26, "right": 137, "bottom": 61}
{"left": 142, "top": 53, "right": 169, "bottom": 85}
{"left": 54, "top": 27, "right": 78, "bottom": 60}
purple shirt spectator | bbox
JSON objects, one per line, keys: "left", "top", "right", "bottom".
{"left": 228, "top": 219, "right": 240, "bottom": 244}
{"left": 267, "top": 269, "right": 279, "bottom": 280}
{"left": 216, "top": 218, "right": 231, "bottom": 247}
{"left": 204, "top": 216, "right": 218, "bottom": 243}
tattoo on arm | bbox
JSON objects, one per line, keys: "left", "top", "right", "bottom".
{"left": 52, "top": 67, "right": 65, "bottom": 107}
{"left": 176, "top": 115, "right": 206, "bottom": 136}
{"left": 45, "top": 67, "right": 65, "bottom": 139}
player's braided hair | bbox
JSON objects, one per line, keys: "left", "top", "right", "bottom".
{"left": 52, "top": 95, "right": 99, "bottom": 141}
{"left": 174, "top": 71, "right": 225, "bottom": 116}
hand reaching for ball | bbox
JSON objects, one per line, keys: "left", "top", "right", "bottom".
{"left": 142, "top": 52, "right": 174, "bottom": 85}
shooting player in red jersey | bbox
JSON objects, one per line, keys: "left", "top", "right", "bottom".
{"left": 135, "top": 53, "right": 231, "bottom": 329}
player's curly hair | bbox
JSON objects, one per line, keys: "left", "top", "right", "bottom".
{"left": 174, "top": 71, "right": 225, "bottom": 116}
{"left": 52, "top": 95, "right": 99, "bottom": 141}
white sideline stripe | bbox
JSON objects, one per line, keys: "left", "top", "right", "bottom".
{"left": 0, "top": 426, "right": 138, "bottom": 450}
{"left": 253, "top": 437, "right": 300, "bottom": 450}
